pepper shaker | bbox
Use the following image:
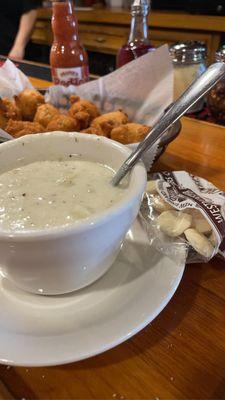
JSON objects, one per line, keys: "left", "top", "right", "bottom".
{"left": 169, "top": 41, "right": 207, "bottom": 113}
{"left": 207, "top": 45, "right": 225, "bottom": 125}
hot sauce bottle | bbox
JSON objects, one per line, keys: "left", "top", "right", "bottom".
{"left": 117, "top": 0, "right": 154, "bottom": 68}
{"left": 50, "top": 0, "right": 89, "bottom": 86}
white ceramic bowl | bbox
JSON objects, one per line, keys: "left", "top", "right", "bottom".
{"left": 0, "top": 132, "right": 146, "bottom": 295}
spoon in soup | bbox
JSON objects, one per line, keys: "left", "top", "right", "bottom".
{"left": 112, "top": 62, "right": 225, "bottom": 186}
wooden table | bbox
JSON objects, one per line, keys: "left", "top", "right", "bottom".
{"left": 0, "top": 77, "right": 225, "bottom": 399}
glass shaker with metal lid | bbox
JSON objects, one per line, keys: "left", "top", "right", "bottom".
{"left": 169, "top": 41, "right": 207, "bottom": 112}
{"left": 208, "top": 45, "right": 225, "bottom": 125}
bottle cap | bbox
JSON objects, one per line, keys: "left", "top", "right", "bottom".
{"left": 131, "top": 0, "right": 150, "bottom": 16}
{"left": 169, "top": 41, "right": 207, "bottom": 64}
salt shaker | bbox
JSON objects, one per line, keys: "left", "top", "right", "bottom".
{"left": 207, "top": 45, "right": 225, "bottom": 125}
{"left": 169, "top": 41, "right": 207, "bottom": 112}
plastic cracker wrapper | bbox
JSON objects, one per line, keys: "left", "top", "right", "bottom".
{"left": 140, "top": 171, "right": 225, "bottom": 264}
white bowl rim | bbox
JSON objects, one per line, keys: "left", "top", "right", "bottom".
{"left": 0, "top": 132, "right": 147, "bottom": 240}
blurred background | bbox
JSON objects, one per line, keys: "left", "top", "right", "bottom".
{"left": 30, "top": 0, "right": 225, "bottom": 75}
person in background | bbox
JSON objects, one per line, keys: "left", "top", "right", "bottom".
{"left": 0, "top": 1, "right": 42, "bottom": 60}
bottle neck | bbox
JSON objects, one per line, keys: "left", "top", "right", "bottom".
{"left": 52, "top": 1, "right": 73, "bottom": 17}
{"left": 52, "top": 1, "right": 78, "bottom": 41}
{"left": 128, "top": 13, "right": 149, "bottom": 44}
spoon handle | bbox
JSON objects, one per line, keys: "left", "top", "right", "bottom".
{"left": 112, "top": 62, "right": 225, "bottom": 186}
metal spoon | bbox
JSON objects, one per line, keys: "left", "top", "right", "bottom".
{"left": 112, "top": 62, "right": 225, "bottom": 186}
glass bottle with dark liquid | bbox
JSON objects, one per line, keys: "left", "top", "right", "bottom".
{"left": 117, "top": 0, "right": 154, "bottom": 68}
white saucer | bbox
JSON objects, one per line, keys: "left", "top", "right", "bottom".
{"left": 0, "top": 219, "right": 185, "bottom": 367}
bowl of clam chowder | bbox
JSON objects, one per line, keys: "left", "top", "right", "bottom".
{"left": 0, "top": 132, "right": 146, "bottom": 294}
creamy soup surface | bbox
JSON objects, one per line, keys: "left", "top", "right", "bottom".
{"left": 0, "top": 160, "right": 127, "bottom": 231}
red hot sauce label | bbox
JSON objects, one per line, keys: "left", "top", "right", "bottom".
{"left": 51, "top": 66, "right": 89, "bottom": 87}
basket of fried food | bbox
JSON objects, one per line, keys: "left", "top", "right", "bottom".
{"left": 0, "top": 88, "right": 181, "bottom": 168}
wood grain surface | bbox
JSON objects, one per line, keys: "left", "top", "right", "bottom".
{"left": 0, "top": 78, "right": 225, "bottom": 399}
{"left": 29, "top": 76, "right": 53, "bottom": 89}
{"left": 34, "top": 8, "right": 225, "bottom": 62}
{"left": 38, "top": 8, "right": 225, "bottom": 33}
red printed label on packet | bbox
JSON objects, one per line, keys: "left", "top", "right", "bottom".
{"left": 51, "top": 66, "right": 89, "bottom": 86}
